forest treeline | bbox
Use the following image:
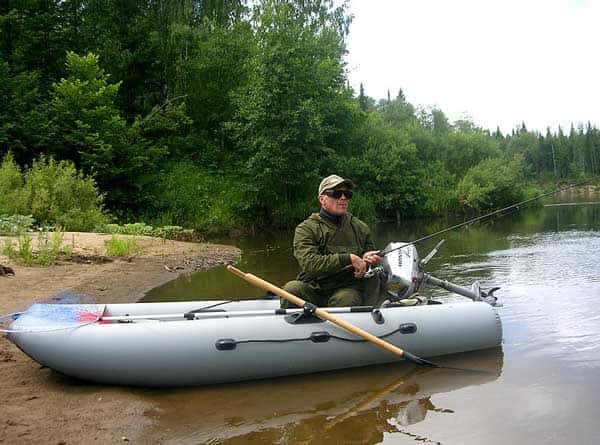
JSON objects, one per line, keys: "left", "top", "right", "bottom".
{"left": 1, "top": 0, "right": 599, "bottom": 234}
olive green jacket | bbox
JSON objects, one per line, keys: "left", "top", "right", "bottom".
{"left": 293, "top": 212, "right": 375, "bottom": 288}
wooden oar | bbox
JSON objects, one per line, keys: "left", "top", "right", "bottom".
{"left": 226, "top": 265, "right": 438, "bottom": 367}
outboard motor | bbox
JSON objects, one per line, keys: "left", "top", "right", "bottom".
{"left": 379, "top": 242, "right": 423, "bottom": 300}
{"left": 369, "top": 239, "right": 500, "bottom": 306}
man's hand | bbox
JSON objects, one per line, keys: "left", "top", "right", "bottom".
{"left": 362, "top": 250, "right": 383, "bottom": 266}
{"left": 350, "top": 254, "right": 367, "bottom": 278}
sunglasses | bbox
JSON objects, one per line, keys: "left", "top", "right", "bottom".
{"left": 322, "top": 189, "right": 353, "bottom": 199}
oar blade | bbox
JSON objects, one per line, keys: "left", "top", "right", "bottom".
{"left": 403, "top": 351, "right": 439, "bottom": 367}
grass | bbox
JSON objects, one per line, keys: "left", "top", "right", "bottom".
{"left": 1, "top": 227, "right": 71, "bottom": 266}
{"left": 104, "top": 235, "right": 142, "bottom": 257}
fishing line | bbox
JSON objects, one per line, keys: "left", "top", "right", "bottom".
{"left": 379, "top": 179, "right": 596, "bottom": 256}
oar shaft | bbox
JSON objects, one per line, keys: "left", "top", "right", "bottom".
{"left": 227, "top": 266, "right": 407, "bottom": 358}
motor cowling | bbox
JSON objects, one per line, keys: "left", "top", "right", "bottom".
{"left": 380, "top": 242, "right": 423, "bottom": 299}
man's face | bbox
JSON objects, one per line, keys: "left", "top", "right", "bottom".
{"left": 319, "top": 187, "right": 352, "bottom": 216}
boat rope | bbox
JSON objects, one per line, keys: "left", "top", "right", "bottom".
{"left": 185, "top": 300, "right": 236, "bottom": 312}
{"left": 216, "top": 325, "right": 411, "bottom": 350}
{"left": 177, "top": 295, "right": 280, "bottom": 317}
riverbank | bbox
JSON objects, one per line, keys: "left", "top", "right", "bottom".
{"left": 0, "top": 232, "right": 240, "bottom": 444}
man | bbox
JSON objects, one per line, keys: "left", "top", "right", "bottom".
{"left": 282, "top": 174, "right": 383, "bottom": 308}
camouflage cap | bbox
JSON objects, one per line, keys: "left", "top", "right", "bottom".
{"left": 318, "top": 175, "right": 354, "bottom": 195}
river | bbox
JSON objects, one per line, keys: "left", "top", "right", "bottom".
{"left": 143, "top": 188, "right": 600, "bottom": 445}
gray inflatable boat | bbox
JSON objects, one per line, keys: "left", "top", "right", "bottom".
{"left": 6, "top": 241, "right": 504, "bottom": 386}
{"left": 6, "top": 298, "right": 501, "bottom": 387}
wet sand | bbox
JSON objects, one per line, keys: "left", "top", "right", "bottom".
{"left": 0, "top": 233, "right": 240, "bottom": 444}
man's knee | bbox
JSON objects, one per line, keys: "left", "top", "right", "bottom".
{"left": 281, "top": 280, "right": 313, "bottom": 308}
{"left": 328, "top": 288, "right": 362, "bottom": 307}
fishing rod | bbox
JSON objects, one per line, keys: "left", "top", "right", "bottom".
{"left": 378, "top": 179, "right": 595, "bottom": 256}
{"left": 315, "top": 178, "right": 595, "bottom": 285}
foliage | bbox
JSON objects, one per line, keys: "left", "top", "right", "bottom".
{"left": 102, "top": 223, "right": 152, "bottom": 236}
{"left": 37, "top": 228, "right": 72, "bottom": 265}
{"left": 2, "top": 228, "right": 71, "bottom": 266}
{"left": 336, "top": 113, "right": 427, "bottom": 221}
{"left": 100, "top": 222, "right": 187, "bottom": 240}
{"left": 16, "top": 234, "right": 33, "bottom": 265}
{"left": 21, "top": 156, "right": 108, "bottom": 231}
{"left": 0, "top": 152, "right": 108, "bottom": 231}
{"left": 457, "top": 157, "right": 526, "bottom": 212}
{"left": 104, "top": 235, "right": 141, "bottom": 257}
{"left": 227, "top": 0, "right": 352, "bottom": 224}
{"left": 444, "top": 131, "right": 502, "bottom": 177}
{"left": 44, "top": 52, "right": 170, "bottom": 211}
{"left": 420, "top": 161, "right": 457, "bottom": 215}
{"left": 0, "top": 63, "right": 45, "bottom": 163}
{"left": 148, "top": 162, "right": 243, "bottom": 234}
{"left": 0, "top": 152, "right": 24, "bottom": 214}
{"left": 0, "top": 0, "right": 599, "bottom": 236}
{"left": 0, "top": 214, "right": 35, "bottom": 235}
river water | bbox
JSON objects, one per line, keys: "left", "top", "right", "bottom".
{"left": 143, "top": 188, "right": 600, "bottom": 445}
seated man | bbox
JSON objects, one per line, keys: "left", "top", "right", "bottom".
{"left": 282, "top": 174, "right": 382, "bottom": 308}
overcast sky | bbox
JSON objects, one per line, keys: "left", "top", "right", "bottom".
{"left": 345, "top": 0, "right": 599, "bottom": 134}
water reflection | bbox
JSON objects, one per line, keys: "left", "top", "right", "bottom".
{"left": 145, "top": 194, "right": 600, "bottom": 303}
{"left": 141, "top": 348, "right": 503, "bottom": 444}
{"left": 140, "top": 190, "right": 600, "bottom": 444}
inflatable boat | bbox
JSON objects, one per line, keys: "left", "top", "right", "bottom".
{"left": 6, "top": 297, "right": 501, "bottom": 387}
{"left": 5, "top": 240, "right": 503, "bottom": 387}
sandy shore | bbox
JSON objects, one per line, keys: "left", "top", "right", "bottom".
{"left": 0, "top": 232, "right": 240, "bottom": 444}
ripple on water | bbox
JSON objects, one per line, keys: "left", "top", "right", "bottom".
{"left": 435, "top": 230, "right": 600, "bottom": 368}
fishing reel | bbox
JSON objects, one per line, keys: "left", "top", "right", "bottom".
{"left": 367, "top": 240, "right": 500, "bottom": 306}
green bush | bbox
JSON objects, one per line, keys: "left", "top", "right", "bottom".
{"left": 22, "top": 156, "right": 109, "bottom": 230}
{"left": 0, "top": 153, "right": 24, "bottom": 215}
{"left": 344, "top": 192, "right": 377, "bottom": 224}
{"left": 16, "top": 234, "right": 34, "bottom": 265}
{"left": 457, "top": 157, "right": 526, "bottom": 212}
{"left": 98, "top": 222, "right": 186, "bottom": 240}
{"left": 112, "top": 223, "right": 154, "bottom": 236}
{"left": 0, "top": 214, "right": 35, "bottom": 235}
{"left": 0, "top": 154, "right": 109, "bottom": 231}
{"left": 151, "top": 225, "right": 185, "bottom": 239}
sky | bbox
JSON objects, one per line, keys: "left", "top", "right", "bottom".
{"left": 345, "top": 0, "right": 600, "bottom": 134}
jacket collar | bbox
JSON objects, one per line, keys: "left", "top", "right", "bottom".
{"left": 310, "top": 211, "right": 350, "bottom": 229}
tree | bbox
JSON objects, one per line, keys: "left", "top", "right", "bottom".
{"left": 583, "top": 123, "right": 600, "bottom": 176}
{"left": 0, "top": 61, "right": 46, "bottom": 163}
{"left": 183, "top": 19, "right": 254, "bottom": 150}
{"left": 444, "top": 131, "right": 502, "bottom": 177}
{"left": 359, "top": 82, "right": 368, "bottom": 111}
{"left": 228, "top": 0, "right": 352, "bottom": 224}
{"left": 505, "top": 129, "right": 542, "bottom": 178}
{"left": 45, "top": 52, "right": 169, "bottom": 210}
{"left": 457, "top": 156, "right": 526, "bottom": 212}
{"left": 340, "top": 113, "right": 425, "bottom": 221}
{"left": 0, "top": 0, "right": 66, "bottom": 83}
{"left": 379, "top": 88, "right": 415, "bottom": 127}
